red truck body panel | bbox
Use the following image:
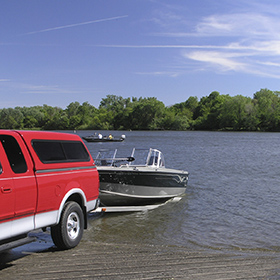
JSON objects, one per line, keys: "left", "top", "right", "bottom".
{"left": 0, "top": 130, "right": 99, "bottom": 244}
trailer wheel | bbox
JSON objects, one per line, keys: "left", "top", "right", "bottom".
{"left": 51, "top": 201, "right": 84, "bottom": 250}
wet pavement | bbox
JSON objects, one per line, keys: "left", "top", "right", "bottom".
{"left": 1, "top": 229, "right": 280, "bottom": 280}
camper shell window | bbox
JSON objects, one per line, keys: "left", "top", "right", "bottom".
{"left": 32, "top": 140, "right": 90, "bottom": 163}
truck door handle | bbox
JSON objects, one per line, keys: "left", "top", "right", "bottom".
{"left": 1, "top": 186, "right": 12, "bottom": 193}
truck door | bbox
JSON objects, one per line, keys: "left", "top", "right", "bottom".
{"left": 0, "top": 134, "right": 37, "bottom": 236}
{"left": 0, "top": 143, "right": 15, "bottom": 240}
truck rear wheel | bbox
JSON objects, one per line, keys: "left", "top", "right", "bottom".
{"left": 51, "top": 201, "right": 84, "bottom": 250}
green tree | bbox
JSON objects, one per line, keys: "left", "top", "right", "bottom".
{"left": 0, "top": 108, "right": 24, "bottom": 129}
{"left": 42, "top": 105, "right": 65, "bottom": 130}
{"left": 23, "top": 115, "right": 38, "bottom": 128}
{"left": 99, "top": 95, "right": 132, "bottom": 130}
{"left": 129, "top": 97, "right": 165, "bottom": 130}
{"left": 171, "top": 96, "right": 198, "bottom": 129}
{"left": 151, "top": 109, "right": 190, "bottom": 130}
{"left": 77, "top": 102, "right": 97, "bottom": 129}
{"left": 66, "top": 102, "right": 81, "bottom": 117}
{"left": 254, "top": 89, "right": 280, "bottom": 131}
{"left": 219, "top": 95, "right": 257, "bottom": 130}
{"left": 20, "top": 106, "right": 45, "bottom": 129}
{"left": 113, "top": 106, "right": 133, "bottom": 130}
{"left": 243, "top": 100, "right": 259, "bottom": 131}
{"left": 69, "top": 115, "right": 82, "bottom": 129}
{"left": 1, "top": 89, "right": 280, "bottom": 131}
{"left": 99, "top": 95, "right": 130, "bottom": 112}
{"left": 194, "top": 91, "right": 225, "bottom": 130}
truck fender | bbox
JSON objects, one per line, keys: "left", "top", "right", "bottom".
{"left": 55, "top": 188, "right": 87, "bottom": 225}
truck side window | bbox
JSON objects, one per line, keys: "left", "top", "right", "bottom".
{"left": 32, "top": 140, "right": 90, "bottom": 163}
{"left": 0, "top": 135, "right": 27, "bottom": 173}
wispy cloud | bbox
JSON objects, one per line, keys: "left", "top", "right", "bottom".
{"left": 96, "top": 40, "right": 280, "bottom": 78}
{"left": 152, "top": 4, "right": 280, "bottom": 79}
{"left": 90, "top": 5, "right": 280, "bottom": 79}
{"left": 181, "top": 11, "right": 280, "bottom": 77}
{"left": 195, "top": 13, "right": 279, "bottom": 39}
{"left": 0, "top": 80, "right": 80, "bottom": 95}
{"left": 183, "top": 51, "right": 247, "bottom": 72}
{"left": 95, "top": 43, "right": 280, "bottom": 52}
{"left": 135, "top": 71, "right": 180, "bottom": 78}
{"left": 125, "top": 2, "right": 278, "bottom": 79}
{"left": 22, "top": 15, "right": 128, "bottom": 35}
{"left": 20, "top": 83, "right": 83, "bottom": 95}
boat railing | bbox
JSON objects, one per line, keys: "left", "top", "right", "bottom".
{"left": 94, "top": 148, "right": 165, "bottom": 168}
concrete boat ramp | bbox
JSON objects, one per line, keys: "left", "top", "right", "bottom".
{"left": 1, "top": 236, "right": 280, "bottom": 279}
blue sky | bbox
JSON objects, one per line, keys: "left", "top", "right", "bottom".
{"left": 1, "top": 0, "right": 280, "bottom": 109}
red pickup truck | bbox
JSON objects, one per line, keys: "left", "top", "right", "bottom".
{"left": 0, "top": 130, "right": 99, "bottom": 251}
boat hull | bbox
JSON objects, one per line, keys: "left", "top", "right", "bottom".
{"left": 98, "top": 167, "right": 188, "bottom": 206}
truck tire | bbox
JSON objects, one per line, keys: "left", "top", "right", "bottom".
{"left": 51, "top": 201, "right": 84, "bottom": 250}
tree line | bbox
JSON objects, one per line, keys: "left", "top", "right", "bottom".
{"left": 1, "top": 88, "right": 280, "bottom": 131}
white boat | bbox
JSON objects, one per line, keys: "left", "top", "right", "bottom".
{"left": 94, "top": 148, "right": 189, "bottom": 206}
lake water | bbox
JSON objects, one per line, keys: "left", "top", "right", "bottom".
{"left": 78, "top": 130, "right": 280, "bottom": 254}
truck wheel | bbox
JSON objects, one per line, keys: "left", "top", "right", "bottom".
{"left": 51, "top": 201, "right": 84, "bottom": 250}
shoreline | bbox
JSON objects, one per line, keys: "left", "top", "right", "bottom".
{"left": 1, "top": 235, "right": 280, "bottom": 279}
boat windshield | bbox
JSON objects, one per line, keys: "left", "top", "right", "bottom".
{"left": 94, "top": 148, "right": 165, "bottom": 168}
{"left": 130, "top": 148, "right": 165, "bottom": 168}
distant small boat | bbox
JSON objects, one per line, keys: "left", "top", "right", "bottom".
{"left": 82, "top": 134, "right": 126, "bottom": 143}
{"left": 94, "top": 148, "right": 189, "bottom": 206}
